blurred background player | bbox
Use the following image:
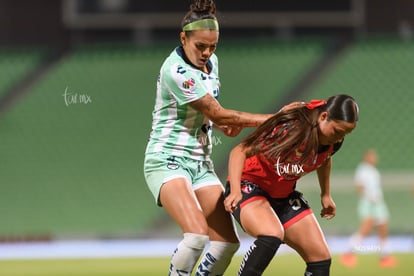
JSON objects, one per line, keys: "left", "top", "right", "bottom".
{"left": 340, "top": 149, "right": 398, "bottom": 268}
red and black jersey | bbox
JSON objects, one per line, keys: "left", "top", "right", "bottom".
{"left": 239, "top": 124, "right": 342, "bottom": 198}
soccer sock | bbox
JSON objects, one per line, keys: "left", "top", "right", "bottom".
{"left": 238, "top": 235, "right": 282, "bottom": 276}
{"left": 195, "top": 241, "right": 240, "bottom": 276}
{"left": 304, "top": 259, "right": 331, "bottom": 276}
{"left": 169, "top": 233, "right": 209, "bottom": 276}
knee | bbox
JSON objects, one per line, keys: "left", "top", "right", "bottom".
{"left": 182, "top": 233, "right": 210, "bottom": 250}
{"left": 256, "top": 235, "right": 283, "bottom": 250}
{"left": 184, "top": 221, "right": 210, "bottom": 236}
{"left": 209, "top": 240, "right": 240, "bottom": 258}
{"left": 305, "top": 258, "right": 331, "bottom": 276}
{"left": 249, "top": 226, "right": 284, "bottom": 243}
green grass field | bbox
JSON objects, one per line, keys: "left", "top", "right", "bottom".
{"left": 0, "top": 254, "right": 412, "bottom": 276}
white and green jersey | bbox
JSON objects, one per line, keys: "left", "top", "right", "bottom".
{"left": 145, "top": 47, "right": 220, "bottom": 161}
{"left": 355, "top": 162, "right": 384, "bottom": 203}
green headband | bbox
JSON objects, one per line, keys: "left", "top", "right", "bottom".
{"left": 182, "top": 18, "right": 219, "bottom": 31}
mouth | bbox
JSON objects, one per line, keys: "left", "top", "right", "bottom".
{"left": 199, "top": 58, "right": 208, "bottom": 64}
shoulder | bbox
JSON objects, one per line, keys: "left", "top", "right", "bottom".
{"left": 210, "top": 53, "right": 218, "bottom": 66}
{"left": 161, "top": 50, "right": 197, "bottom": 83}
{"left": 161, "top": 48, "right": 188, "bottom": 73}
{"left": 355, "top": 163, "right": 370, "bottom": 177}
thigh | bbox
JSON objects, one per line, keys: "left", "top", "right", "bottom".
{"left": 196, "top": 185, "right": 239, "bottom": 243}
{"left": 284, "top": 214, "right": 331, "bottom": 262}
{"left": 373, "top": 202, "right": 390, "bottom": 224}
{"left": 160, "top": 177, "right": 209, "bottom": 235}
{"left": 358, "top": 199, "right": 373, "bottom": 220}
{"left": 240, "top": 199, "right": 284, "bottom": 239}
{"left": 144, "top": 152, "right": 194, "bottom": 206}
{"left": 224, "top": 181, "right": 284, "bottom": 238}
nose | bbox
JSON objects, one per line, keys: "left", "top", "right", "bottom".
{"left": 201, "top": 48, "right": 211, "bottom": 57}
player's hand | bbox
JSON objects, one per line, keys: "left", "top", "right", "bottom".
{"left": 320, "top": 194, "right": 336, "bottom": 220}
{"left": 221, "top": 125, "right": 243, "bottom": 137}
{"left": 224, "top": 192, "right": 242, "bottom": 213}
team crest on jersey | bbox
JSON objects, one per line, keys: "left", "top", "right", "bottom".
{"left": 166, "top": 156, "right": 179, "bottom": 170}
{"left": 182, "top": 78, "right": 195, "bottom": 90}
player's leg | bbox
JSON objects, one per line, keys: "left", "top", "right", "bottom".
{"left": 145, "top": 153, "right": 211, "bottom": 275}
{"left": 223, "top": 181, "right": 284, "bottom": 275}
{"left": 354, "top": 217, "right": 374, "bottom": 249}
{"left": 340, "top": 199, "right": 376, "bottom": 267}
{"left": 377, "top": 221, "right": 397, "bottom": 267}
{"left": 378, "top": 221, "right": 391, "bottom": 255}
{"left": 284, "top": 214, "right": 331, "bottom": 276}
{"left": 378, "top": 221, "right": 389, "bottom": 244}
{"left": 352, "top": 199, "right": 376, "bottom": 251}
{"left": 236, "top": 198, "right": 284, "bottom": 275}
{"left": 375, "top": 202, "right": 390, "bottom": 253}
{"left": 194, "top": 184, "right": 240, "bottom": 275}
{"left": 160, "top": 177, "right": 210, "bottom": 275}
{"left": 340, "top": 217, "right": 375, "bottom": 267}
{"left": 375, "top": 203, "right": 397, "bottom": 267}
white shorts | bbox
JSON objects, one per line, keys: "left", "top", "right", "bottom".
{"left": 144, "top": 152, "right": 222, "bottom": 206}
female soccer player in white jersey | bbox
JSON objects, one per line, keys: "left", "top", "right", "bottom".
{"left": 143, "top": 0, "right": 291, "bottom": 275}
{"left": 340, "top": 149, "right": 397, "bottom": 268}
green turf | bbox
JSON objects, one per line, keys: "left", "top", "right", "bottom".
{"left": 0, "top": 254, "right": 412, "bottom": 275}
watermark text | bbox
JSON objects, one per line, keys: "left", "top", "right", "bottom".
{"left": 63, "top": 86, "right": 92, "bottom": 106}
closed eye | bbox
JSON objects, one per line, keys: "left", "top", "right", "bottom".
{"left": 196, "top": 43, "right": 217, "bottom": 52}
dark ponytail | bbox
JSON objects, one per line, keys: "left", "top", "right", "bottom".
{"left": 182, "top": 0, "right": 217, "bottom": 28}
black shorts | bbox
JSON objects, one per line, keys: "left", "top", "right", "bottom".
{"left": 224, "top": 180, "right": 312, "bottom": 230}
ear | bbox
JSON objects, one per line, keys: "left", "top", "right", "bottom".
{"left": 319, "top": 111, "right": 328, "bottom": 122}
{"left": 180, "top": 32, "right": 186, "bottom": 45}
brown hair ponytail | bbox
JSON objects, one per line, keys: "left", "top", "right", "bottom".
{"left": 242, "top": 94, "right": 358, "bottom": 163}
{"left": 242, "top": 107, "right": 319, "bottom": 163}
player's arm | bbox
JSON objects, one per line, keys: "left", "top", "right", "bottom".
{"left": 190, "top": 93, "right": 273, "bottom": 127}
{"left": 224, "top": 143, "right": 253, "bottom": 212}
{"left": 317, "top": 158, "right": 336, "bottom": 220}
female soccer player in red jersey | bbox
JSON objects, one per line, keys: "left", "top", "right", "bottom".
{"left": 224, "top": 94, "right": 359, "bottom": 276}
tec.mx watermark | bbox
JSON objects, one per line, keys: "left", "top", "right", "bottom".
{"left": 62, "top": 86, "right": 92, "bottom": 106}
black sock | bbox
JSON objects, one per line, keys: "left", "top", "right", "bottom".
{"left": 239, "top": 235, "right": 282, "bottom": 276}
{"left": 304, "top": 259, "right": 331, "bottom": 276}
